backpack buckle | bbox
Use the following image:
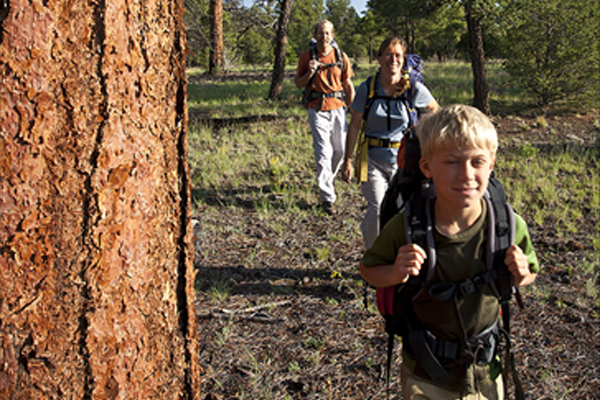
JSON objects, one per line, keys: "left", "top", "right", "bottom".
{"left": 496, "top": 221, "right": 509, "bottom": 237}
{"left": 459, "top": 279, "right": 475, "bottom": 295}
{"left": 379, "top": 138, "right": 391, "bottom": 147}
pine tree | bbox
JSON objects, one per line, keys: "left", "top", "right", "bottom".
{"left": 502, "top": 0, "right": 600, "bottom": 107}
{"left": 0, "top": 1, "right": 200, "bottom": 398}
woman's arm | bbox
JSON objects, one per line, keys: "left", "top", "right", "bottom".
{"left": 423, "top": 98, "right": 440, "bottom": 114}
{"left": 342, "top": 107, "right": 363, "bottom": 183}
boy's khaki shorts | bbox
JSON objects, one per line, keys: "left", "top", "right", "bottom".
{"left": 400, "top": 364, "right": 504, "bottom": 400}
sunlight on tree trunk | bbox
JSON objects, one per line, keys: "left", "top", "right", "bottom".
{"left": 210, "top": 0, "right": 223, "bottom": 74}
{"left": 268, "top": 0, "right": 294, "bottom": 100}
{"left": 0, "top": 1, "right": 200, "bottom": 398}
{"left": 465, "top": 5, "right": 490, "bottom": 115}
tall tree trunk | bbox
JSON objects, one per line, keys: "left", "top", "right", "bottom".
{"left": 465, "top": 5, "right": 490, "bottom": 115}
{"left": 268, "top": 0, "right": 293, "bottom": 100}
{"left": 0, "top": 1, "right": 200, "bottom": 399}
{"left": 209, "top": 0, "right": 223, "bottom": 74}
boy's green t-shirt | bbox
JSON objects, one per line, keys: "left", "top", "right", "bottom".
{"left": 362, "top": 200, "right": 539, "bottom": 281}
{"left": 362, "top": 200, "right": 539, "bottom": 388}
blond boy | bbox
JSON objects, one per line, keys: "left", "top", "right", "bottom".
{"left": 361, "top": 105, "right": 538, "bottom": 399}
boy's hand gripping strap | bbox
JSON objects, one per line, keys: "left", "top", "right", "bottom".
{"left": 402, "top": 195, "right": 450, "bottom": 380}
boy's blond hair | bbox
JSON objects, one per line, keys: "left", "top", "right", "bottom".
{"left": 416, "top": 104, "right": 498, "bottom": 160}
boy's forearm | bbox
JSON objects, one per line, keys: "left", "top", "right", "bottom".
{"left": 359, "top": 261, "right": 409, "bottom": 288}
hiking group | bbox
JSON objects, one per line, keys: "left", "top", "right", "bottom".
{"left": 296, "top": 20, "right": 539, "bottom": 400}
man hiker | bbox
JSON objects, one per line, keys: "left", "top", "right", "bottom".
{"left": 295, "top": 19, "right": 355, "bottom": 216}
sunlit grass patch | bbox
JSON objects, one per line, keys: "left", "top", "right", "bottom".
{"left": 496, "top": 145, "right": 599, "bottom": 244}
{"left": 187, "top": 71, "right": 305, "bottom": 119}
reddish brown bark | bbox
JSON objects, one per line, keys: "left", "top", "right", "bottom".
{"left": 268, "top": 0, "right": 294, "bottom": 100}
{"left": 465, "top": 5, "right": 490, "bottom": 115}
{"left": 0, "top": 1, "right": 199, "bottom": 399}
{"left": 209, "top": 0, "right": 223, "bottom": 74}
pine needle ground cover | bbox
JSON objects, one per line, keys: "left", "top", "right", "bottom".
{"left": 188, "top": 64, "right": 599, "bottom": 399}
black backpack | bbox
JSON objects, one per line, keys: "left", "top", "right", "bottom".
{"left": 375, "top": 129, "right": 525, "bottom": 399}
{"left": 301, "top": 38, "right": 346, "bottom": 110}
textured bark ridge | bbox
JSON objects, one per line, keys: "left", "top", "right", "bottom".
{"left": 0, "top": 1, "right": 199, "bottom": 399}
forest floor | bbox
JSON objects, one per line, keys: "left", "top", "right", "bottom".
{"left": 192, "top": 110, "right": 599, "bottom": 399}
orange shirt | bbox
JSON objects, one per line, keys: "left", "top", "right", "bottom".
{"left": 297, "top": 48, "right": 353, "bottom": 111}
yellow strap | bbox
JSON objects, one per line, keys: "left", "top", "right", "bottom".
{"left": 354, "top": 120, "right": 369, "bottom": 183}
{"left": 353, "top": 74, "right": 379, "bottom": 183}
{"left": 366, "top": 138, "right": 402, "bottom": 148}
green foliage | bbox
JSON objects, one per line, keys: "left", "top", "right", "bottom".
{"left": 237, "top": 23, "right": 273, "bottom": 65}
{"left": 367, "top": 0, "right": 415, "bottom": 38}
{"left": 185, "top": 0, "right": 277, "bottom": 70}
{"left": 287, "top": 0, "right": 325, "bottom": 60}
{"left": 187, "top": 74, "right": 303, "bottom": 119}
{"left": 184, "top": 0, "right": 211, "bottom": 67}
{"left": 501, "top": 0, "right": 600, "bottom": 107}
{"left": 185, "top": 0, "right": 599, "bottom": 116}
{"left": 325, "top": 0, "right": 361, "bottom": 58}
{"left": 304, "top": 336, "right": 326, "bottom": 349}
{"left": 425, "top": 60, "right": 474, "bottom": 106}
{"left": 414, "top": 3, "right": 465, "bottom": 60}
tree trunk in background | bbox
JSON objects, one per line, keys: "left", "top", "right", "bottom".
{"left": 0, "top": 1, "right": 200, "bottom": 399}
{"left": 268, "top": 0, "right": 294, "bottom": 100}
{"left": 210, "top": 0, "right": 223, "bottom": 74}
{"left": 465, "top": 5, "right": 490, "bottom": 115}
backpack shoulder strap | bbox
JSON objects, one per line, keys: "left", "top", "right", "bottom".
{"left": 309, "top": 45, "right": 317, "bottom": 60}
{"left": 362, "top": 73, "right": 379, "bottom": 122}
{"left": 335, "top": 46, "right": 344, "bottom": 71}
{"left": 399, "top": 72, "right": 419, "bottom": 127}
{"left": 353, "top": 73, "right": 378, "bottom": 183}
{"left": 485, "top": 175, "right": 517, "bottom": 303}
{"left": 404, "top": 191, "right": 436, "bottom": 282}
{"left": 381, "top": 193, "right": 437, "bottom": 389}
{"left": 484, "top": 175, "right": 526, "bottom": 400}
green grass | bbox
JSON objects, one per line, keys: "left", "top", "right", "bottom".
{"left": 188, "top": 115, "right": 316, "bottom": 208}
{"left": 188, "top": 60, "right": 599, "bottom": 304}
{"left": 188, "top": 66, "right": 304, "bottom": 119}
{"left": 188, "top": 60, "right": 533, "bottom": 120}
{"left": 496, "top": 145, "right": 599, "bottom": 242}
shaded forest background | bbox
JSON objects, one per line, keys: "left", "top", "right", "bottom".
{"left": 184, "top": 0, "right": 599, "bottom": 111}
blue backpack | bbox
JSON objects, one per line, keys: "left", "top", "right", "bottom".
{"left": 401, "top": 54, "right": 425, "bottom": 124}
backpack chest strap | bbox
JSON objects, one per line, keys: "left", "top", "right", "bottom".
{"left": 427, "top": 269, "right": 499, "bottom": 302}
